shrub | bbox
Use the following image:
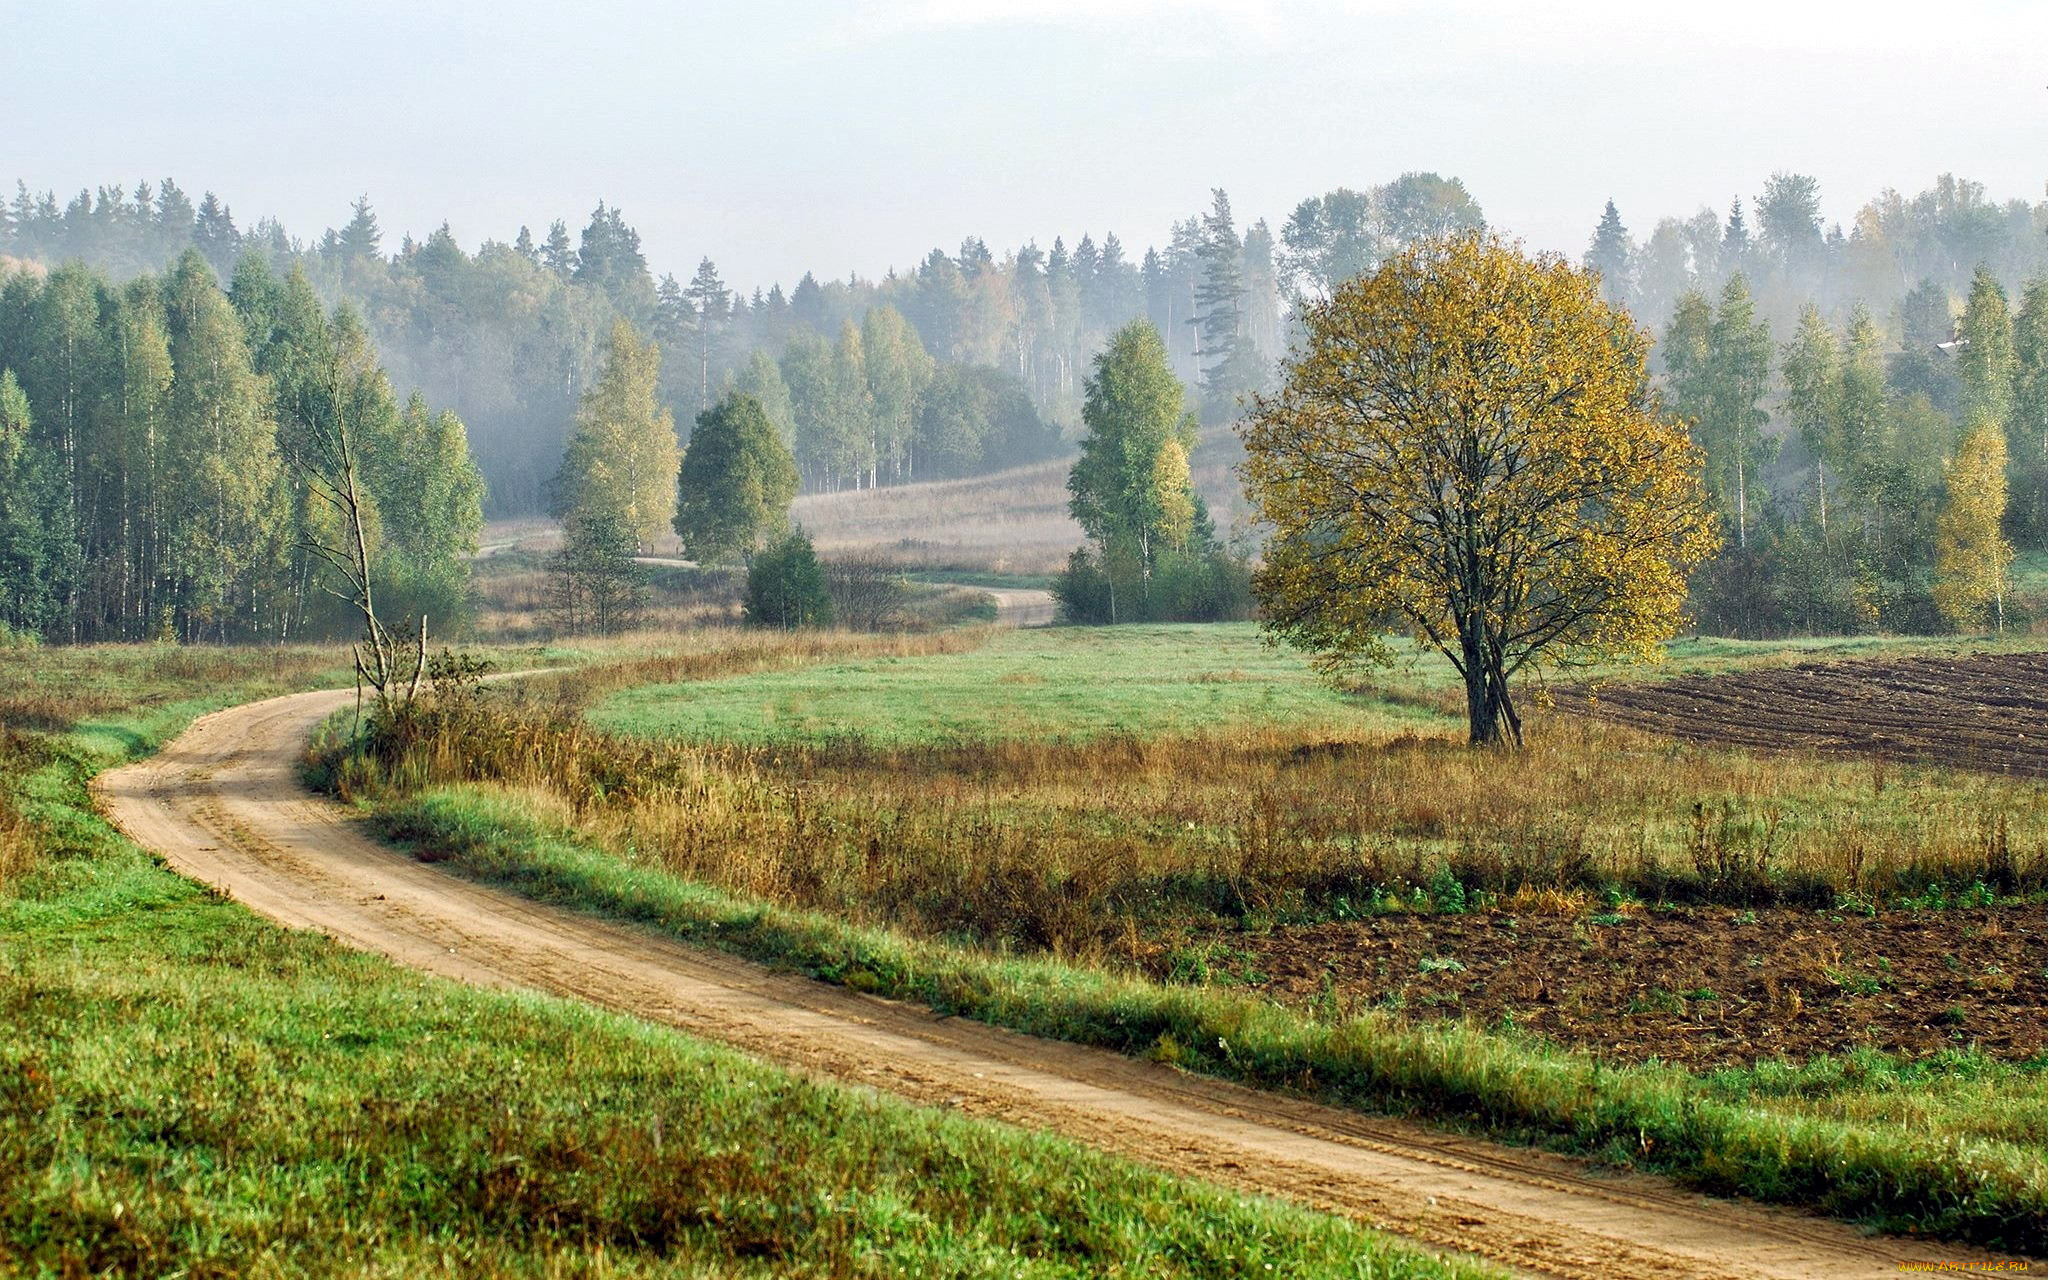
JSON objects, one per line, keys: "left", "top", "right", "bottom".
{"left": 745, "top": 529, "right": 834, "bottom": 630}
{"left": 1054, "top": 545, "right": 1254, "bottom": 625}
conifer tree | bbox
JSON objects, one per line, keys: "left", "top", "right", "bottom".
{"left": 1585, "top": 200, "right": 1633, "bottom": 306}
{"left": 683, "top": 258, "right": 731, "bottom": 410}
{"left": 1192, "top": 189, "right": 1260, "bottom": 419}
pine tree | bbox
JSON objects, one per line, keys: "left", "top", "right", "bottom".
{"left": 1584, "top": 200, "right": 1632, "bottom": 307}
{"left": 337, "top": 196, "right": 382, "bottom": 263}
{"left": 193, "top": 192, "right": 241, "bottom": 277}
{"left": 682, "top": 258, "right": 731, "bottom": 410}
{"left": 743, "top": 527, "right": 832, "bottom": 629}
{"left": 541, "top": 220, "right": 576, "bottom": 277}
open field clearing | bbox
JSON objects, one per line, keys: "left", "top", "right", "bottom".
{"left": 302, "top": 623, "right": 2048, "bottom": 1255}
{"left": 587, "top": 623, "right": 1452, "bottom": 744}
{"left": 788, "top": 426, "right": 1250, "bottom": 576}
{"left": 0, "top": 645, "right": 1509, "bottom": 1280}
{"left": 102, "top": 679, "right": 2021, "bottom": 1275}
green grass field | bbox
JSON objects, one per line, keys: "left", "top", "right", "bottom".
{"left": 587, "top": 622, "right": 2048, "bottom": 749}
{"left": 591, "top": 623, "right": 1456, "bottom": 744}
{"left": 0, "top": 642, "right": 1492, "bottom": 1279}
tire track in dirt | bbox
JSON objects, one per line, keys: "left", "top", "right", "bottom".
{"left": 94, "top": 688, "right": 2026, "bottom": 1279}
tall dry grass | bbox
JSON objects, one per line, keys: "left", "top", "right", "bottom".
{"left": 332, "top": 677, "right": 2048, "bottom": 958}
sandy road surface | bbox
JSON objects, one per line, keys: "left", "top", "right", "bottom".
{"left": 978, "top": 585, "right": 1055, "bottom": 626}
{"left": 94, "top": 689, "right": 2021, "bottom": 1279}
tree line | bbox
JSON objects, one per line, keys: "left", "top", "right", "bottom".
{"left": 1651, "top": 266, "right": 2041, "bottom": 634}
{"left": 0, "top": 174, "right": 1481, "bottom": 510}
{"left": 0, "top": 252, "right": 482, "bottom": 644}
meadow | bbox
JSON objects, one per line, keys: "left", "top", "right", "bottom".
{"left": 0, "top": 641, "right": 1490, "bottom": 1278}
{"left": 325, "top": 621, "right": 2048, "bottom": 1251}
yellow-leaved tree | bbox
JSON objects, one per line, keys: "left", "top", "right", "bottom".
{"left": 1240, "top": 233, "right": 1720, "bottom": 747}
{"left": 1933, "top": 419, "right": 2014, "bottom": 632}
{"left": 553, "top": 320, "right": 679, "bottom": 547}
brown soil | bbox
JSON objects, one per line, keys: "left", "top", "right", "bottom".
{"left": 1566, "top": 650, "right": 2048, "bottom": 778}
{"left": 1188, "top": 906, "right": 2048, "bottom": 1070}
{"left": 93, "top": 686, "right": 2023, "bottom": 1279}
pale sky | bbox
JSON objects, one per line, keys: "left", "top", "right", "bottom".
{"left": 5, "top": 0, "right": 2045, "bottom": 291}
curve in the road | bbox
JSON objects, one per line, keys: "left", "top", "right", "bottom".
{"left": 93, "top": 687, "right": 2020, "bottom": 1280}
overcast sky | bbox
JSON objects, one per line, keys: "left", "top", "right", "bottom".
{"left": 5, "top": 0, "right": 2044, "bottom": 291}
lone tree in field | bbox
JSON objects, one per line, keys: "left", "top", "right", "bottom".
{"left": 673, "top": 392, "right": 799, "bottom": 564}
{"left": 1240, "top": 233, "right": 1719, "bottom": 747}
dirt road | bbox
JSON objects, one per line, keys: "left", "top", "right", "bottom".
{"left": 95, "top": 688, "right": 2018, "bottom": 1279}
{"left": 979, "top": 585, "right": 1055, "bottom": 626}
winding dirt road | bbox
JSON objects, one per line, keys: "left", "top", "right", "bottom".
{"left": 95, "top": 688, "right": 2019, "bottom": 1279}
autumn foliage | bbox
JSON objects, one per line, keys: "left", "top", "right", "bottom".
{"left": 1240, "top": 233, "right": 1719, "bottom": 745}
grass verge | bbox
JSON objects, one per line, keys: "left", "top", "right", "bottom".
{"left": 374, "top": 783, "right": 2048, "bottom": 1255}
{"left": 0, "top": 649, "right": 1497, "bottom": 1279}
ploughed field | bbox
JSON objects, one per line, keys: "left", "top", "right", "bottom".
{"left": 1569, "top": 650, "right": 2048, "bottom": 779}
{"left": 1157, "top": 904, "right": 2048, "bottom": 1070}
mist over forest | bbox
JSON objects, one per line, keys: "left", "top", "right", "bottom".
{"left": 5, "top": 168, "right": 2048, "bottom": 639}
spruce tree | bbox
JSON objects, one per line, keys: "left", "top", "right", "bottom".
{"left": 1192, "top": 189, "right": 1260, "bottom": 419}
{"left": 1585, "top": 200, "right": 1632, "bottom": 307}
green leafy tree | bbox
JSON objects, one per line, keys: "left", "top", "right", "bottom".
{"left": 553, "top": 320, "right": 678, "bottom": 546}
{"left": 0, "top": 369, "right": 67, "bottom": 638}
{"left": 2011, "top": 279, "right": 2048, "bottom": 541}
{"left": 1701, "top": 275, "right": 1775, "bottom": 548}
{"left": 1066, "top": 320, "right": 1199, "bottom": 620}
{"left": 673, "top": 392, "right": 799, "bottom": 565}
{"left": 744, "top": 528, "right": 832, "bottom": 629}
{"left": 161, "top": 251, "right": 286, "bottom": 641}
{"left": 1780, "top": 305, "right": 1841, "bottom": 529}
{"left": 861, "top": 304, "right": 933, "bottom": 482}
{"left": 730, "top": 349, "right": 795, "bottom": 445}
{"left": 1956, "top": 267, "right": 2016, "bottom": 428}
{"left": 550, "top": 505, "right": 647, "bottom": 636}
{"left": 380, "top": 392, "right": 484, "bottom": 625}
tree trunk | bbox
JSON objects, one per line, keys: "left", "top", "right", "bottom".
{"left": 1459, "top": 626, "right": 1523, "bottom": 748}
